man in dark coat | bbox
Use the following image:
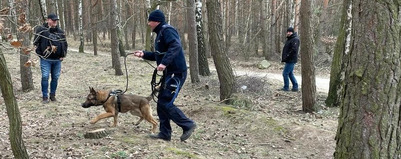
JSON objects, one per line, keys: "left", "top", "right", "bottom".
{"left": 133, "top": 10, "right": 196, "bottom": 141}
{"left": 33, "top": 13, "right": 68, "bottom": 103}
{"left": 281, "top": 27, "right": 299, "bottom": 91}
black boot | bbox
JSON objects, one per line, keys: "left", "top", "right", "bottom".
{"left": 180, "top": 123, "right": 197, "bottom": 141}
{"left": 148, "top": 133, "right": 171, "bottom": 141}
{"left": 50, "top": 94, "right": 57, "bottom": 102}
{"left": 42, "top": 97, "right": 49, "bottom": 104}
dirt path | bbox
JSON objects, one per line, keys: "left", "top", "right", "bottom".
{"left": 69, "top": 48, "right": 331, "bottom": 94}
{"left": 231, "top": 69, "right": 330, "bottom": 93}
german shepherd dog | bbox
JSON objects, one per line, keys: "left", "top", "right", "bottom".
{"left": 82, "top": 87, "right": 157, "bottom": 133}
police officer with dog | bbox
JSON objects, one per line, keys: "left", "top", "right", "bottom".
{"left": 133, "top": 10, "right": 196, "bottom": 141}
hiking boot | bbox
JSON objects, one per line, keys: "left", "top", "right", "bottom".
{"left": 148, "top": 134, "right": 171, "bottom": 141}
{"left": 42, "top": 97, "right": 49, "bottom": 104}
{"left": 50, "top": 94, "right": 57, "bottom": 102}
{"left": 278, "top": 88, "right": 289, "bottom": 91}
{"left": 180, "top": 123, "right": 197, "bottom": 141}
{"left": 291, "top": 88, "right": 299, "bottom": 92}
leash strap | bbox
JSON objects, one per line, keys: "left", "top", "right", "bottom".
{"left": 150, "top": 69, "right": 165, "bottom": 103}
{"left": 116, "top": 94, "right": 121, "bottom": 112}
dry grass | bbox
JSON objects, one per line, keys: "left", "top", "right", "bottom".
{"left": 0, "top": 38, "right": 337, "bottom": 158}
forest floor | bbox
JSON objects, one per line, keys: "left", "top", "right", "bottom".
{"left": 0, "top": 43, "right": 338, "bottom": 159}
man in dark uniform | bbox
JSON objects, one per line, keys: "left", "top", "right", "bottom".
{"left": 133, "top": 10, "right": 196, "bottom": 141}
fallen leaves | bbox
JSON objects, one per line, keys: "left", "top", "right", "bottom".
{"left": 10, "top": 41, "right": 22, "bottom": 48}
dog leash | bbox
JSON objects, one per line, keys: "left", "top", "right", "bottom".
{"left": 123, "top": 51, "right": 164, "bottom": 95}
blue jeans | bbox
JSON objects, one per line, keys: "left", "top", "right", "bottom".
{"left": 40, "top": 58, "right": 61, "bottom": 98}
{"left": 282, "top": 62, "right": 298, "bottom": 90}
{"left": 157, "top": 71, "right": 195, "bottom": 139}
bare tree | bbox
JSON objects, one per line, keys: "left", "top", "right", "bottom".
{"left": 0, "top": 49, "right": 29, "bottom": 159}
{"left": 78, "top": 0, "right": 84, "bottom": 52}
{"left": 17, "top": 0, "right": 34, "bottom": 91}
{"left": 326, "top": 0, "right": 351, "bottom": 107}
{"left": 39, "top": 0, "right": 47, "bottom": 20}
{"left": 335, "top": 1, "right": 401, "bottom": 158}
{"left": 206, "top": 0, "right": 235, "bottom": 101}
{"left": 300, "top": 0, "right": 316, "bottom": 112}
{"left": 90, "top": 0, "right": 98, "bottom": 55}
{"left": 195, "top": 0, "right": 210, "bottom": 76}
{"left": 110, "top": 0, "right": 123, "bottom": 75}
{"left": 186, "top": 0, "right": 200, "bottom": 83}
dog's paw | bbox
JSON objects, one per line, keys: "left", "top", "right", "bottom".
{"left": 109, "top": 123, "right": 117, "bottom": 127}
{"left": 90, "top": 120, "right": 96, "bottom": 124}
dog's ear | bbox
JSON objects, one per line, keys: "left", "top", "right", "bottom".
{"left": 90, "top": 87, "right": 96, "bottom": 94}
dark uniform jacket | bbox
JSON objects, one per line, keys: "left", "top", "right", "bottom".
{"left": 33, "top": 23, "right": 68, "bottom": 59}
{"left": 281, "top": 32, "right": 300, "bottom": 63}
{"left": 142, "top": 22, "right": 187, "bottom": 74}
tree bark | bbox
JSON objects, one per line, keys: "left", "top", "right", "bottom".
{"left": 110, "top": 0, "right": 123, "bottom": 75}
{"left": 325, "top": 0, "right": 351, "bottom": 107}
{"left": 78, "top": 0, "right": 84, "bottom": 52}
{"left": 206, "top": 0, "right": 235, "bottom": 102}
{"left": 18, "top": 0, "right": 34, "bottom": 91}
{"left": 195, "top": 0, "right": 210, "bottom": 76}
{"left": 0, "top": 50, "right": 29, "bottom": 159}
{"left": 187, "top": 0, "right": 200, "bottom": 83}
{"left": 300, "top": 0, "right": 316, "bottom": 112}
{"left": 334, "top": 1, "right": 401, "bottom": 158}
{"left": 91, "top": 0, "right": 98, "bottom": 55}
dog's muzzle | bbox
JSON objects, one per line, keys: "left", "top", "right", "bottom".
{"left": 81, "top": 103, "right": 92, "bottom": 108}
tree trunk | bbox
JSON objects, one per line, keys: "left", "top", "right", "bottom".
{"left": 117, "top": 0, "right": 126, "bottom": 57}
{"left": 0, "top": 50, "right": 29, "bottom": 159}
{"left": 270, "top": 0, "right": 276, "bottom": 58}
{"left": 261, "top": 0, "right": 269, "bottom": 60}
{"left": 110, "top": 0, "right": 123, "bottom": 75}
{"left": 206, "top": 0, "right": 235, "bottom": 102}
{"left": 325, "top": 0, "right": 351, "bottom": 107}
{"left": 300, "top": 0, "right": 316, "bottom": 112}
{"left": 39, "top": 0, "right": 47, "bottom": 20}
{"left": 186, "top": 0, "right": 200, "bottom": 83}
{"left": 334, "top": 1, "right": 401, "bottom": 158}
{"left": 78, "top": 0, "right": 84, "bottom": 52}
{"left": 131, "top": 0, "right": 137, "bottom": 49}
{"left": 195, "top": 0, "right": 210, "bottom": 76}
{"left": 91, "top": 0, "right": 98, "bottom": 56}
{"left": 18, "top": 0, "right": 34, "bottom": 91}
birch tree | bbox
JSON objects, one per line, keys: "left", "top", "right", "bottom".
{"left": 187, "top": 0, "right": 200, "bottom": 83}
{"left": 195, "top": 0, "right": 210, "bottom": 76}
{"left": 78, "top": 0, "right": 84, "bottom": 52}
{"left": 39, "top": 0, "right": 47, "bottom": 20}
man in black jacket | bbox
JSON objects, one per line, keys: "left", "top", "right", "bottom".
{"left": 133, "top": 10, "right": 196, "bottom": 141}
{"left": 33, "top": 13, "right": 68, "bottom": 103}
{"left": 281, "top": 27, "right": 299, "bottom": 92}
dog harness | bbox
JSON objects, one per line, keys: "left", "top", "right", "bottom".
{"left": 99, "top": 90, "right": 123, "bottom": 113}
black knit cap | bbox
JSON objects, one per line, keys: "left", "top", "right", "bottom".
{"left": 47, "top": 13, "right": 59, "bottom": 21}
{"left": 287, "top": 27, "right": 294, "bottom": 33}
{"left": 148, "top": 10, "right": 165, "bottom": 22}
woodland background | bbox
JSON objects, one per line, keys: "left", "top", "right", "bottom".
{"left": 2, "top": 0, "right": 400, "bottom": 158}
